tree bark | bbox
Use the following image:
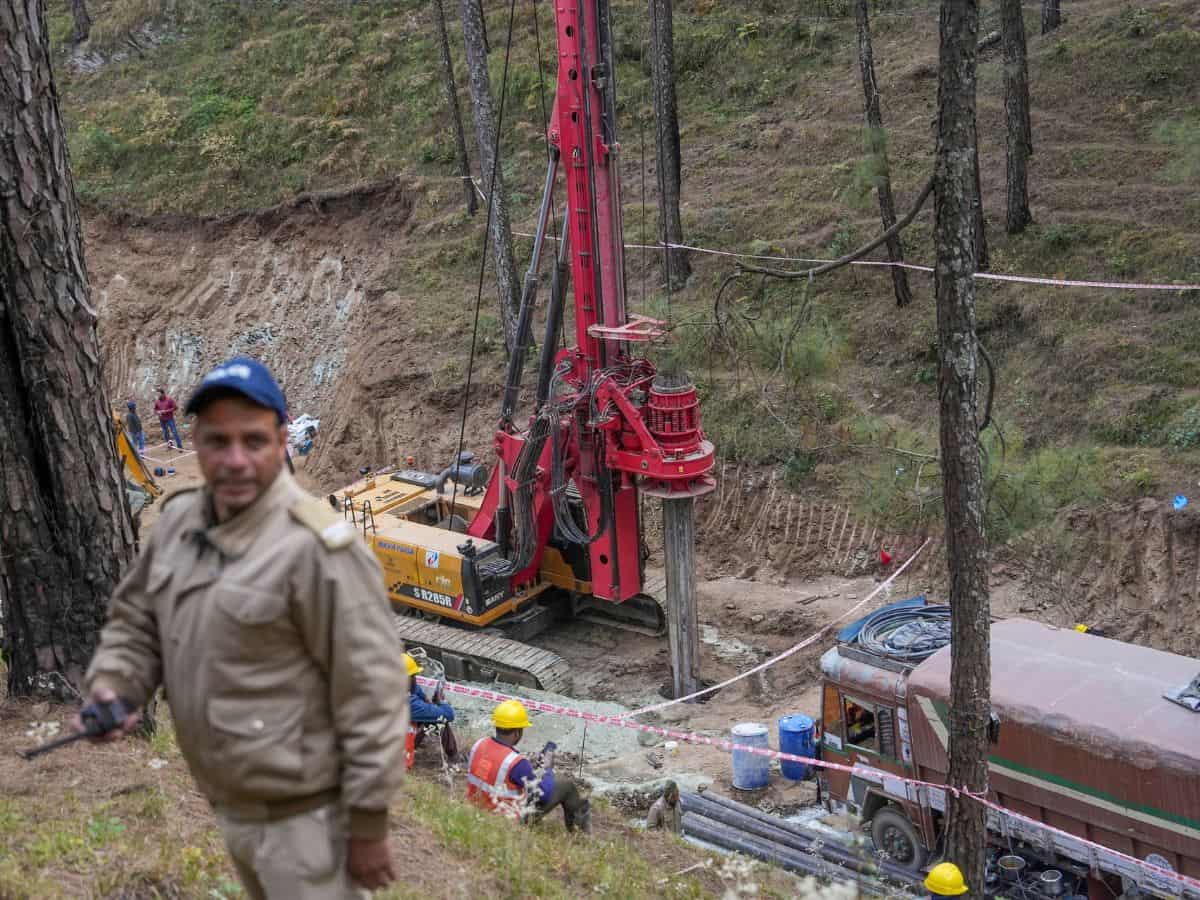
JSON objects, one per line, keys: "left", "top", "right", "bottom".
{"left": 1, "top": 0, "right": 136, "bottom": 698}
{"left": 853, "top": 0, "right": 912, "bottom": 307}
{"left": 460, "top": 0, "right": 519, "bottom": 353}
{"left": 934, "top": 0, "right": 991, "bottom": 895}
{"left": 649, "top": 0, "right": 691, "bottom": 290}
{"left": 972, "top": 138, "right": 989, "bottom": 270}
{"left": 1040, "top": 0, "right": 1061, "bottom": 34}
{"left": 1001, "top": 0, "right": 1032, "bottom": 233}
{"left": 433, "top": 0, "right": 478, "bottom": 216}
{"left": 70, "top": 0, "right": 91, "bottom": 44}
{"left": 475, "top": 0, "right": 489, "bottom": 54}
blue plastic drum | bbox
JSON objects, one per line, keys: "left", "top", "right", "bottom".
{"left": 778, "top": 714, "right": 815, "bottom": 781}
{"left": 731, "top": 722, "right": 771, "bottom": 790}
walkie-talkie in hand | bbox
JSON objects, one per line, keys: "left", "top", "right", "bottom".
{"left": 18, "top": 698, "right": 133, "bottom": 760}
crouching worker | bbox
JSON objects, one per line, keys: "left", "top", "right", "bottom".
{"left": 405, "top": 654, "right": 455, "bottom": 725}
{"left": 466, "top": 700, "right": 591, "bottom": 833}
{"left": 404, "top": 653, "right": 459, "bottom": 766}
{"left": 645, "top": 780, "right": 681, "bottom": 833}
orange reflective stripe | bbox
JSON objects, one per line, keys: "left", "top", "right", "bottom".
{"left": 404, "top": 725, "right": 417, "bottom": 770}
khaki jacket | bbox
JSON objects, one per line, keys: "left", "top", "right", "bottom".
{"left": 85, "top": 470, "right": 408, "bottom": 839}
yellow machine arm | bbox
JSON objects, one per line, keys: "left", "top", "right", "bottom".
{"left": 111, "top": 411, "right": 162, "bottom": 498}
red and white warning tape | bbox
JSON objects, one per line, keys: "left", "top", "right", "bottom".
{"left": 842, "top": 259, "right": 1200, "bottom": 292}
{"left": 621, "top": 538, "right": 930, "bottom": 717}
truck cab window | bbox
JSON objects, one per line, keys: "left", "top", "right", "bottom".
{"left": 844, "top": 698, "right": 878, "bottom": 752}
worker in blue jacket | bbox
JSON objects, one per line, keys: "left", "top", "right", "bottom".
{"left": 406, "top": 653, "right": 455, "bottom": 724}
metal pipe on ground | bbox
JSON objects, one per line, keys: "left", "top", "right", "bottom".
{"left": 681, "top": 813, "right": 911, "bottom": 897}
{"left": 681, "top": 812, "right": 836, "bottom": 881}
{"left": 680, "top": 793, "right": 922, "bottom": 889}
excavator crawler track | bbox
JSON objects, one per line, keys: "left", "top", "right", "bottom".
{"left": 393, "top": 615, "right": 572, "bottom": 694}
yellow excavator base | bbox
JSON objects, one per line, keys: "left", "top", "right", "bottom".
{"left": 337, "top": 474, "right": 589, "bottom": 628}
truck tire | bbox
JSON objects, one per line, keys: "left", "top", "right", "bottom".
{"left": 870, "top": 807, "right": 927, "bottom": 872}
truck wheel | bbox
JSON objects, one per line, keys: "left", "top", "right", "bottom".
{"left": 871, "top": 807, "right": 927, "bottom": 871}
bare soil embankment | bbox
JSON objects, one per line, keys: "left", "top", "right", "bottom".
{"left": 93, "top": 179, "right": 502, "bottom": 488}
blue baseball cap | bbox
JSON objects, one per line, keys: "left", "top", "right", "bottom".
{"left": 185, "top": 357, "right": 288, "bottom": 421}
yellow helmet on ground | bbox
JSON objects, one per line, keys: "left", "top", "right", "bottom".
{"left": 404, "top": 653, "right": 423, "bottom": 677}
{"left": 924, "top": 862, "right": 968, "bottom": 896}
{"left": 493, "top": 699, "right": 532, "bottom": 730}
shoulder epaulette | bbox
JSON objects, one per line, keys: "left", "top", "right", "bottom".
{"left": 160, "top": 486, "right": 201, "bottom": 509}
{"left": 289, "top": 497, "right": 358, "bottom": 550}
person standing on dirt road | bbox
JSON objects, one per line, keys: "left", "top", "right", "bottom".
{"left": 154, "top": 386, "right": 184, "bottom": 449}
{"left": 124, "top": 400, "right": 145, "bottom": 454}
{"left": 79, "top": 357, "right": 408, "bottom": 899}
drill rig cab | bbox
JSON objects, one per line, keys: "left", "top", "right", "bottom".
{"left": 332, "top": 0, "right": 713, "bottom": 690}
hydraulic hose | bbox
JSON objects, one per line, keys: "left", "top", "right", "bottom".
{"left": 855, "top": 605, "right": 952, "bottom": 663}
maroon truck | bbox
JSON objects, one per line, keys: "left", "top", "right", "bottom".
{"left": 818, "top": 615, "right": 1200, "bottom": 898}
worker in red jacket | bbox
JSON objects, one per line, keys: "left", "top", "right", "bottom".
{"left": 154, "top": 387, "right": 184, "bottom": 449}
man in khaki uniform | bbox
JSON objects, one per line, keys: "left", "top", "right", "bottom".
{"left": 79, "top": 357, "right": 407, "bottom": 898}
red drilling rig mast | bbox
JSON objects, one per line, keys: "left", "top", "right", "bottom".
{"left": 463, "top": 0, "right": 713, "bottom": 691}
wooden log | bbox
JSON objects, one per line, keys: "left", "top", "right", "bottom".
{"left": 842, "top": 516, "right": 860, "bottom": 565}
{"left": 836, "top": 505, "right": 851, "bottom": 555}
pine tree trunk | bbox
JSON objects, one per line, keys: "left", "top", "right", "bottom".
{"left": 461, "top": 0, "right": 519, "bottom": 353}
{"left": 972, "top": 140, "right": 989, "bottom": 270}
{"left": 1040, "top": 0, "right": 1061, "bottom": 34}
{"left": 433, "top": 0, "right": 478, "bottom": 216}
{"left": 70, "top": 0, "right": 91, "bottom": 44}
{"left": 475, "top": 0, "right": 489, "bottom": 54}
{"left": 853, "top": 0, "right": 912, "bottom": 307}
{"left": 934, "top": 0, "right": 991, "bottom": 894}
{"left": 649, "top": 0, "right": 690, "bottom": 290}
{"left": 1001, "top": 0, "right": 1032, "bottom": 233}
{"left": 1, "top": 0, "right": 136, "bottom": 699}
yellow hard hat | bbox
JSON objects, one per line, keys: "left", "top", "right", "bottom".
{"left": 493, "top": 699, "right": 532, "bottom": 730}
{"left": 924, "top": 862, "right": 968, "bottom": 896}
{"left": 404, "top": 653, "right": 423, "bottom": 677}
{"left": 1074, "top": 623, "right": 1089, "bottom": 633}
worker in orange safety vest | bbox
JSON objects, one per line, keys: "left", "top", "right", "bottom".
{"left": 466, "top": 699, "right": 590, "bottom": 832}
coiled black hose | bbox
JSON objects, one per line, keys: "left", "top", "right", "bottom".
{"left": 855, "top": 605, "right": 952, "bottom": 662}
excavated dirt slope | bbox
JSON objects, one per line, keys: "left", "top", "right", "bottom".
{"left": 995, "top": 499, "right": 1200, "bottom": 657}
{"left": 93, "top": 180, "right": 500, "bottom": 486}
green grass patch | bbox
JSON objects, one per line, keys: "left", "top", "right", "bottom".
{"left": 1092, "top": 389, "right": 1182, "bottom": 446}
{"left": 1153, "top": 116, "right": 1200, "bottom": 183}
{"left": 843, "top": 416, "right": 1104, "bottom": 541}
{"left": 399, "top": 780, "right": 711, "bottom": 899}
{"left": 985, "top": 437, "right": 1104, "bottom": 543}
